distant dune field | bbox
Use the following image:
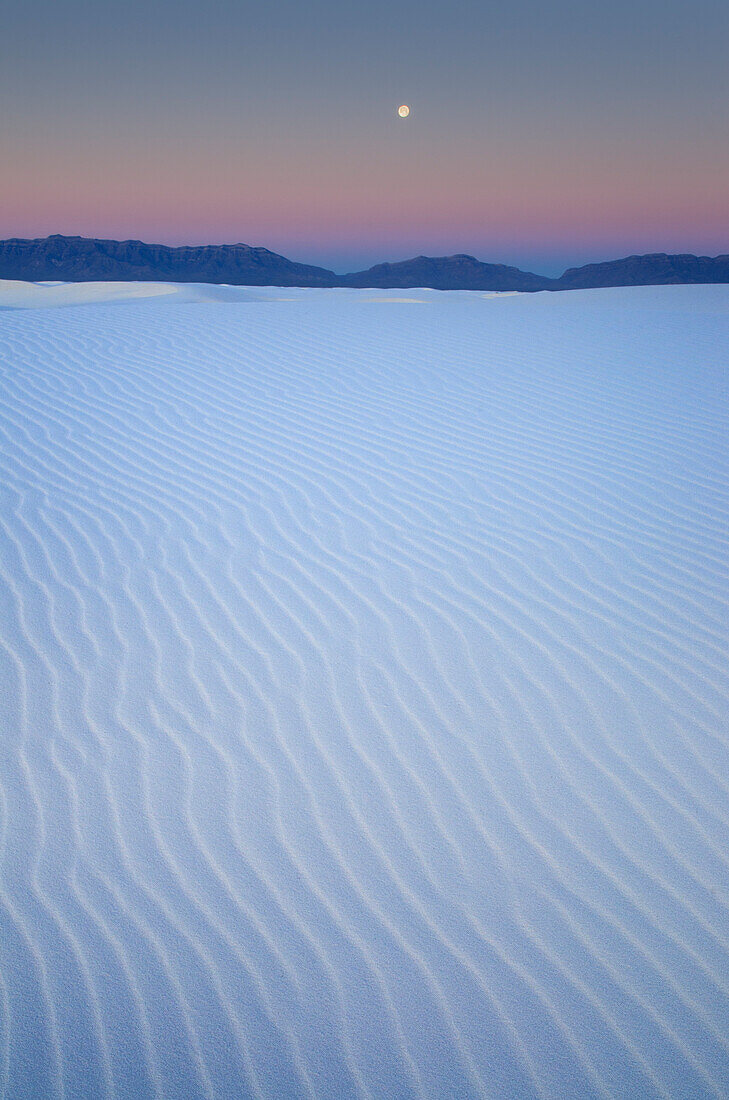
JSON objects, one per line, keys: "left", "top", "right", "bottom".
{"left": 1, "top": 282, "right": 728, "bottom": 1099}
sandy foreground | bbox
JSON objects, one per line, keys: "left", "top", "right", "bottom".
{"left": 1, "top": 282, "right": 728, "bottom": 1099}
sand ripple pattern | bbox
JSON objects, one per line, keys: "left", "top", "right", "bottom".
{"left": 1, "top": 284, "right": 728, "bottom": 1099}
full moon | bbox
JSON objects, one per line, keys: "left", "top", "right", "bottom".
{"left": 397, "top": 104, "right": 410, "bottom": 118}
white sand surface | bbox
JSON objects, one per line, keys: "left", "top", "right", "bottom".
{"left": 1, "top": 282, "right": 728, "bottom": 1099}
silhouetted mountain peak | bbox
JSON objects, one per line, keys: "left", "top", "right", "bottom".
{"left": 556, "top": 252, "right": 729, "bottom": 289}
{"left": 0, "top": 234, "right": 338, "bottom": 287}
{"left": 341, "top": 253, "right": 554, "bottom": 291}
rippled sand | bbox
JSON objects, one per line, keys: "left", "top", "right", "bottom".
{"left": 1, "top": 283, "right": 728, "bottom": 1099}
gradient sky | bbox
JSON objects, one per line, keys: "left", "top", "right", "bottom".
{"left": 2, "top": 0, "right": 728, "bottom": 274}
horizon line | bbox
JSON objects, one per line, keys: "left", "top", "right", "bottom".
{"left": 3, "top": 232, "right": 729, "bottom": 281}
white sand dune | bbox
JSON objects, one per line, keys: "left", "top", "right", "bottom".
{"left": 0, "top": 281, "right": 728, "bottom": 1099}
{"left": 0, "top": 279, "right": 283, "bottom": 309}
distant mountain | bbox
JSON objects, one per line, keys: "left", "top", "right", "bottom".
{"left": 2, "top": 236, "right": 729, "bottom": 292}
{"left": 555, "top": 252, "right": 729, "bottom": 290}
{"left": 341, "top": 253, "right": 554, "bottom": 291}
{"left": 0, "top": 235, "right": 338, "bottom": 287}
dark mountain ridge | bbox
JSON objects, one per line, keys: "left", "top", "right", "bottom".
{"left": 556, "top": 252, "right": 729, "bottom": 289}
{"left": 2, "top": 235, "right": 729, "bottom": 292}
{"left": 0, "top": 234, "right": 338, "bottom": 287}
{"left": 340, "top": 253, "right": 553, "bottom": 291}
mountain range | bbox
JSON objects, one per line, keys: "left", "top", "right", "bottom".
{"left": 2, "top": 235, "right": 729, "bottom": 292}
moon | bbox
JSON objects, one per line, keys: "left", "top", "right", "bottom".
{"left": 397, "top": 104, "right": 410, "bottom": 118}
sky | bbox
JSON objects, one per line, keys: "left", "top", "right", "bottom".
{"left": 2, "top": 0, "right": 728, "bottom": 275}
